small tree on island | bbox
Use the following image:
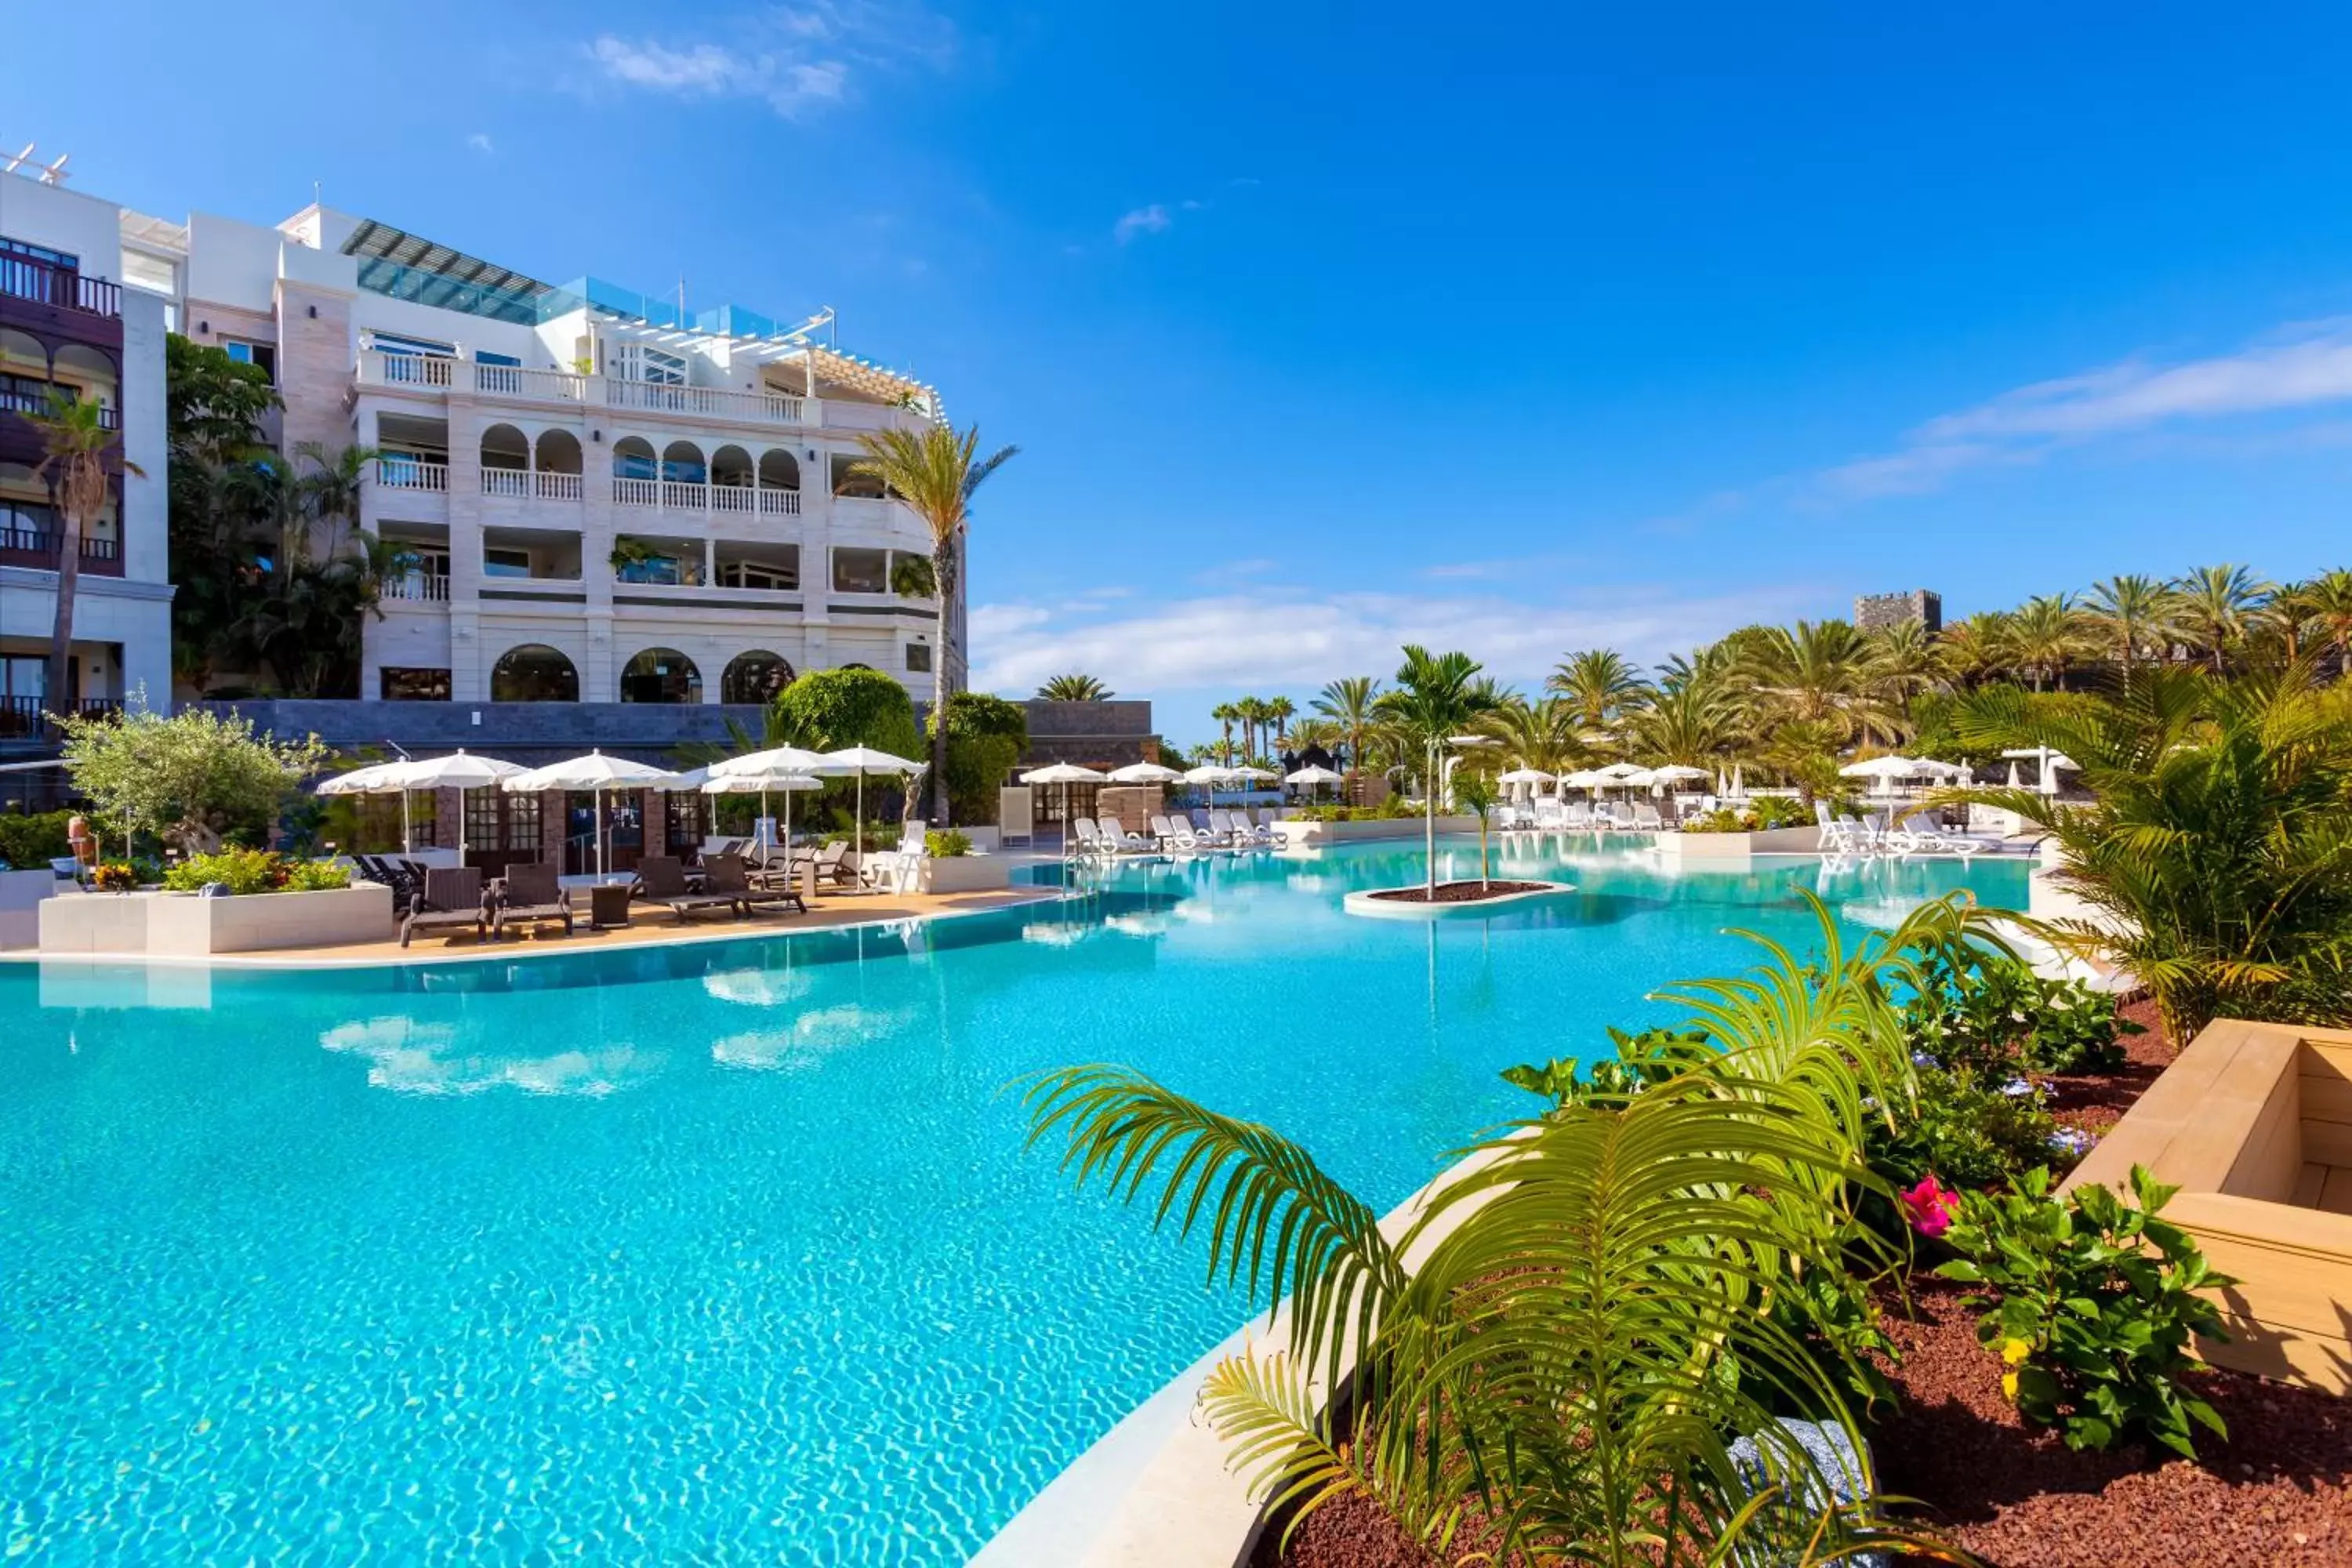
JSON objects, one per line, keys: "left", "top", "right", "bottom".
{"left": 59, "top": 705, "right": 328, "bottom": 855}
{"left": 1453, "top": 768, "right": 1498, "bottom": 890}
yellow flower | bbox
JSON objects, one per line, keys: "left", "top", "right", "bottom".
{"left": 2002, "top": 1337, "right": 2032, "bottom": 1366}
{"left": 2001, "top": 1370, "right": 2020, "bottom": 1401}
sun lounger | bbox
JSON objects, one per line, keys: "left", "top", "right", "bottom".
{"left": 1097, "top": 815, "right": 1149, "bottom": 854}
{"left": 788, "top": 840, "right": 855, "bottom": 887}
{"left": 401, "top": 866, "right": 494, "bottom": 947}
{"left": 1632, "top": 803, "right": 1665, "bottom": 831}
{"left": 632, "top": 855, "right": 744, "bottom": 920}
{"left": 492, "top": 862, "right": 574, "bottom": 938}
{"left": 1149, "top": 815, "right": 1192, "bottom": 851}
{"left": 702, "top": 851, "right": 809, "bottom": 913}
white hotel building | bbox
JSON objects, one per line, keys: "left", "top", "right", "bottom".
{"left": 144, "top": 203, "right": 955, "bottom": 711}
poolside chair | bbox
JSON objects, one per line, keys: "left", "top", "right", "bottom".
{"left": 492, "top": 862, "right": 574, "bottom": 939}
{"left": 1189, "top": 808, "right": 1234, "bottom": 848}
{"left": 631, "top": 855, "right": 744, "bottom": 921}
{"left": 859, "top": 830, "right": 927, "bottom": 893}
{"left": 400, "top": 867, "right": 494, "bottom": 947}
{"left": 1149, "top": 815, "right": 1194, "bottom": 852}
{"left": 1632, "top": 803, "right": 1665, "bottom": 832}
{"left": 788, "top": 840, "right": 855, "bottom": 887}
{"left": 1893, "top": 811, "right": 1996, "bottom": 859}
{"left": 702, "top": 851, "right": 809, "bottom": 915}
{"left": 1097, "top": 815, "right": 1149, "bottom": 854}
{"left": 1070, "top": 817, "right": 1107, "bottom": 857}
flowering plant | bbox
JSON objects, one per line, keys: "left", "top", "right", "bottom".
{"left": 1898, "top": 1173, "right": 1959, "bottom": 1239}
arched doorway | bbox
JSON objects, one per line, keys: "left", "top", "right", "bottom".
{"left": 721, "top": 651, "right": 793, "bottom": 705}
{"left": 619, "top": 647, "right": 701, "bottom": 704}
{"left": 490, "top": 644, "right": 579, "bottom": 702}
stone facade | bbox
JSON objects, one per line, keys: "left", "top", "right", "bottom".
{"left": 1853, "top": 588, "right": 1942, "bottom": 634}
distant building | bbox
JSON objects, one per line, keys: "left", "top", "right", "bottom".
{"left": 1854, "top": 588, "right": 1942, "bottom": 634}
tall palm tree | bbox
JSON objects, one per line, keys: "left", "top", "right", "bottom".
{"left": 290, "top": 441, "right": 379, "bottom": 566}
{"left": 30, "top": 393, "right": 144, "bottom": 719}
{"left": 1618, "top": 681, "right": 1736, "bottom": 767}
{"left": 2174, "top": 563, "right": 2272, "bottom": 674}
{"left": 1473, "top": 693, "right": 1584, "bottom": 773}
{"left": 1265, "top": 695, "right": 1295, "bottom": 750}
{"left": 1210, "top": 702, "right": 1240, "bottom": 766}
{"left": 2305, "top": 568, "right": 2352, "bottom": 677}
{"left": 1739, "top": 619, "right": 1893, "bottom": 743}
{"left": 1860, "top": 620, "right": 1947, "bottom": 724}
{"left": 2256, "top": 578, "right": 2317, "bottom": 667}
{"left": 1375, "top": 646, "right": 1493, "bottom": 897}
{"left": 1036, "top": 673, "right": 1111, "bottom": 701}
{"left": 2005, "top": 593, "right": 2094, "bottom": 693}
{"left": 849, "top": 423, "right": 1020, "bottom": 820}
{"left": 2086, "top": 573, "right": 2183, "bottom": 689}
{"left": 1546, "top": 648, "right": 1650, "bottom": 735}
{"left": 1312, "top": 677, "right": 1383, "bottom": 788}
{"left": 1936, "top": 611, "right": 2016, "bottom": 689}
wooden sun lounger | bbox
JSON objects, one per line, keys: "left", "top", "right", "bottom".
{"left": 700, "top": 852, "right": 808, "bottom": 916}
{"left": 492, "top": 862, "right": 574, "bottom": 938}
{"left": 401, "top": 866, "right": 494, "bottom": 947}
{"left": 632, "top": 855, "right": 744, "bottom": 921}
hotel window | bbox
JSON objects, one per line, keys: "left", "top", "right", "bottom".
{"left": 614, "top": 343, "right": 688, "bottom": 386}
{"left": 223, "top": 339, "right": 278, "bottom": 383}
{"left": 832, "top": 546, "right": 889, "bottom": 593}
{"left": 717, "top": 555, "right": 798, "bottom": 591}
{"left": 367, "top": 331, "right": 456, "bottom": 359}
{"left": 0, "top": 236, "right": 78, "bottom": 270}
{"left": 484, "top": 546, "right": 532, "bottom": 579}
{"left": 0, "top": 371, "right": 70, "bottom": 417}
{"left": 905, "top": 642, "right": 932, "bottom": 673}
{"left": 830, "top": 454, "right": 887, "bottom": 499}
{"left": 379, "top": 666, "right": 452, "bottom": 702}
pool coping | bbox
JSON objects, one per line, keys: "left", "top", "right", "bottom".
{"left": 0, "top": 886, "right": 1067, "bottom": 972}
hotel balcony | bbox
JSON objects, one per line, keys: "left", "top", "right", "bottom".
{"left": 0, "top": 523, "right": 125, "bottom": 577}
{"left": 355, "top": 350, "right": 811, "bottom": 429}
{"left": 0, "top": 694, "right": 121, "bottom": 742}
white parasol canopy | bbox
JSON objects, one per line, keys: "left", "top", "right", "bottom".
{"left": 1595, "top": 761, "right": 1648, "bottom": 779}
{"left": 1561, "top": 768, "right": 1612, "bottom": 790}
{"left": 1106, "top": 761, "right": 1186, "bottom": 784}
{"left": 1647, "top": 764, "right": 1711, "bottom": 783}
{"left": 1285, "top": 764, "right": 1345, "bottom": 785}
{"left": 702, "top": 767, "right": 822, "bottom": 858}
{"left": 825, "top": 746, "right": 925, "bottom": 865}
{"left": 1496, "top": 767, "right": 1555, "bottom": 785}
{"left": 503, "top": 750, "right": 673, "bottom": 879}
{"left": 385, "top": 751, "right": 527, "bottom": 859}
{"left": 1022, "top": 764, "right": 1108, "bottom": 856}
{"left": 713, "top": 744, "right": 834, "bottom": 779}
{"left": 314, "top": 760, "right": 421, "bottom": 852}
{"left": 1230, "top": 765, "right": 1278, "bottom": 782}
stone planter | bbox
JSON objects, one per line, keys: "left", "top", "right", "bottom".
{"left": 1270, "top": 815, "right": 1479, "bottom": 848}
{"left": 39, "top": 882, "right": 397, "bottom": 956}
{"left": 1650, "top": 825, "right": 1822, "bottom": 865}
{"left": 0, "top": 868, "right": 60, "bottom": 951}
{"left": 916, "top": 856, "right": 1012, "bottom": 895}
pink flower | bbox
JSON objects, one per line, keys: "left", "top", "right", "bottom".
{"left": 1900, "top": 1174, "right": 1960, "bottom": 1239}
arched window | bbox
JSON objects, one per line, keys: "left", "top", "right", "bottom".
{"left": 481, "top": 423, "right": 528, "bottom": 472}
{"left": 710, "top": 444, "right": 754, "bottom": 490}
{"left": 757, "top": 448, "right": 800, "bottom": 491}
{"left": 721, "top": 651, "right": 793, "bottom": 705}
{"left": 620, "top": 647, "right": 702, "bottom": 704}
{"left": 535, "top": 428, "right": 583, "bottom": 475}
{"left": 660, "top": 441, "right": 706, "bottom": 485}
{"left": 492, "top": 644, "right": 579, "bottom": 702}
{"left": 611, "top": 436, "right": 657, "bottom": 481}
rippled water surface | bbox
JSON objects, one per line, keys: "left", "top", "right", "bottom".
{"left": 0, "top": 838, "right": 2027, "bottom": 1564}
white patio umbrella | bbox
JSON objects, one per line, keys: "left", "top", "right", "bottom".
{"left": 1285, "top": 763, "right": 1345, "bottom": 804}
{"left": 1646, "top": 763, "right": 1710, "bottom": 800}
{"left": 1561, "top": 768, "right": 1611, "bottom": 792}
{"left": 1230, "top": 765, "right": 1279, "bottom": 782}
{"left": 1729, "top": 764, "right": 1744, "bottom": 799}
{"left": 2002, "top": 747, "right": 2079, "bottom": 797}
{"left": 712, "top": 744, "right": 832, "bottom": 779}
{"left": 1839, "top": 755, "right": 1922, "bottom": 797}
{"left": 1496, "top": 766, "right": 1555, "bottom": 801}
{"left": 1022, "top": 762, "right": 1108, "bottom": 854}
{"left": 389, "top": 750, "right": 527, "bottom": 860}
{"left": 824, "top": 746, "right": 925, "bottom": 861}
{"left": 313, "top": 760, "right": 419, "bottom": 852}
{"left": 1596, "top": 761, "right": 1648, "bottom": 779}
{"left": 701, "top": 766, "right": 822, "bottom": 860}
{"left": 502, "top": 750, "right": 673, "bottom": 879}
{"left": 1106, "top": 761, "right": 1186, "bottom": 784}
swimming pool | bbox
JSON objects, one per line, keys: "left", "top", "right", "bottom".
{"left": 0, "top": 839, "right": 2026, "bottom": 1564}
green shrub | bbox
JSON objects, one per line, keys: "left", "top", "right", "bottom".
{"left": 280, "top": 859, "right": 353, "bottom": 891}
{"left": 1936, "top": 1165, "right": 2233, "bottom": 1458}
{"left": 0, "top": 810, "right": 74, "bottom": 868}
{"left": 1746, "top": 794, "right": 1813, "bottom": 830}
{"left": 937, "top": 693, "right": 1027, "bottom": 826}
{"left": 1867, "top": 1063, "right": 2063, "bottom": 1190}
{"left": 1501, "top": 1025, "right": 1712, "bottom": 1110}
{"left": 1680, "top": 808, "right": 1746, "bottom": 833}
{"left": 772, "top": 666, "right": 922, "bottom": 760}
{"left": 1905, "top": 946, "right": 2142, "bottom": 1077}
{"left": 164, "top": 848, "right": 281, "bottom": 894}
{"left": 926, "top": 829, "right": 972, "bottom": 858}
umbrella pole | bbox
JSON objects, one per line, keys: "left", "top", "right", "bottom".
{"left": 401, "top": 789, "right": 412, "bottom": 854}
{"left": 457, "top": 787, "right": 467, "bottom": 865}
{"left": 597, "top": 786, "right": 608, "bottom": 880}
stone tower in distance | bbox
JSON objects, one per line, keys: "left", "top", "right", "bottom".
{"left": 1854, "top": 589, "right": 1943, "bottom": 634}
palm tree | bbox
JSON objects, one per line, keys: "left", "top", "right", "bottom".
{"left": 1023, "top": 898, "right": 1976, "bottom": 1565}
{"left": 2306, "top": 568, "right": 2352, "bottom": 677}
{"left": 2087, "top": 573, "right": 2183, "bottom": 689}
{"left": 1547, "top": 648, "right": 1649, "bottom": 735}
{"left": 1860, "top": 620, "right": 1947, "bottom": 724}
{"left": 1949, "top": 666, "right": 2352, "bottom": 1044}
{"left": 2256, "top": 578, "right": 2318, "bottom": 667}
{"left": 1740, "top": 619, "right": 1893, "bottom": 743}
{"left": 1265, "top": 695, "right": 1295, "bottom": 750}
{"left": 1375, "top": 646, "right": 1494, "bottom": 898}
{"left": 1210, "top": 702, "right": 1240, "bottom": 766}
{"left": 290, "top": 441, "right": 379, "bottom": 566}
{"left": 2005, "top": 593, "right": 2094, "bottom": 692}
{"left": 2174, "top": 563, "right": 2272, "bottom": 674}
{"left": 1936, "top": 611, "right": 2016, "bottom": 689}
{"left": 849, "top": 423, "right": 1020, "bottom": 820}
{"left": 30, "top": 392, "right": 144, "bottom": 719}
{"left": 1312, "top": 677, "right": 1383, "bottom": 791}
{"left": 1036, "top": 673, "right": 1112, "bottom": 701}
{"left": 1473, "top": 693, "right": 1584, "bottom": 773}
{"left": 1619, "top": 681, "right": 1736, "bottom": 767}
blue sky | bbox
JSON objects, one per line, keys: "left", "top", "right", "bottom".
{"left": 15, "top": 2, "right": 2352, "bottom": 743}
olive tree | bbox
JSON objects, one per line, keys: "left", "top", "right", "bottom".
{"left": 60, "top": 706, "right": 328, "bottom": 854}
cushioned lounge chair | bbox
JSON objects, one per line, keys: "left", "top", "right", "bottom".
{"left": 494, "top": 862, "right": 574, "bottom": 938}
{"left": 701, "top": 851, "right": 809, "bottom": 915}
{"left": 401, "top": 866, "right": 493, "bottom": 947}
{"left": 632, "top": 855, "right": 743, "bottom": 920}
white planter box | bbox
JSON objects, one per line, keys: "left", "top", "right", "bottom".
{"left": 1651, "top": 825, "right": 1822, "bottom": 865}
{"left": 1271, "top": 815, "right": 1479, "bottom": 848}
{"left": 916, "top": 856, "right": 1011, "bottom": 895}
{"left": 40, "top": 882, "right": 397, "bottom": 956}
{"left": 0, "top": 868, "right": 60, "bottom": 951}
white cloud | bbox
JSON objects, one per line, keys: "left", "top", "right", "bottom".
{"left": 466, "top": 132, "right": 495, "bottom": 154}
{"left": 967, "top": 585, "right": 1817, "bottom": 699}
{"left": 1818, "top": 317, "right": 2352, "bottom": 499}
{"left": 580, "top": 2, "right": 949, "bottom": 118}
{"left": 1114, "top": 203, "right": 1173, "bottom": 244}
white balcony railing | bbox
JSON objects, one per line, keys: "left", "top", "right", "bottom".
{"left": 375, "top": 458, "right": 448, "bottom": 492}
{"left": 535, "top": 471, "right": 583, "bottom": 500}
{"left": 365, "top": 351, "right": 456, "bottom": 390}
{"left": 759, "top": 489, "right": 802, "bottom": 515}
{"left": 355, "top": 352, "right": 843, "bottom": 429}
{"left": 607, "top": 380, "right": 805, "bottom": 425}
{"left": 712, "top": 485, "right": 756, "bottom": 514}
{"left": 660, "top": 480, "right": 709, "bottom": 511}
{"left": 470, "top": 362, "right": 587, "bottom": 402}
{"left": 613, "top": 477, "right": 659, "bottom": 508}
{"left": 481, "top": 468, "right": 529, "bottom": 499}
{"left": 382, "top": 573, "right": 450, "bottom": 602}
{"left": 610, "top": 479, "right": 804, "bottom": 515}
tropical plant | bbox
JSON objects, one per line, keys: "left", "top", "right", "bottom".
{"left": 57, "top": 705, "right": 328, "bottom": 854}
{"left": 1547, "top": 647, "right": 1650, "bottom": 734}
{"left": 1265, "top": 695, "right": 1296, "bottom": 747}
{"left": 1619, "top": 681, "right": 1736, "bottom": 766}
{"left": 1947, "top": 666, "right": 2352, "bottom": 1043}
{"left": 2305, "top": 568, "right": 2352, "bottom": 677}
{"left": 1036, "top": 673, "right": 1112, "bottom": 701}
{"left": 1023, "top": 898, "right": 1984, "bottom": 1565}
{"left": 1311, "top": 676, "right": 1385, "bottom": 786}
{"left": 935, "top": 691, "right": 1029, "bottom": 826}
{"left": 289, "top": 440, "right": 380, "bottom": 567}
{"left": 2005, "top": 594, "right": 2094, "bottom": 693}
{"left": 1937, "top": 1165, "right": 2233, "bottom": 1459}
{"left": 848, "top": 423, "right": 1019, "bottom": 820}
{"left": 1451, "top": 768, "right": 1497, "bottom": 888}
{"left": 29, "top": 391, "right": 146, "bottom": 717}
{"left": 890, "top": 552, "right": 938, "bottom": 600}
{"left": 2086, "top": 575, "right": 2183, "bottom": 690}
{"left": 2173, "top": 563, "right": 2272, "bottom": 674}
{"left": 1210, "top": 702, "right": 1240, "bottom": 766}
{"left": 1375, "top": 647, "right": 1495, "bottom": 898}
{"left": 771, "top": 666, "right": 924, "bottom": 761}
{"left": 1740, "top": 620, "right": 1896, "bottom": 744}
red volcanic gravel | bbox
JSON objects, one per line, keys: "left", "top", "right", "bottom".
{"left": 1255, "top": 1000, "right": 2352, "bottom": 1567}
{"left": 1366, "top": 880, "right": 1554, "bottom": 905}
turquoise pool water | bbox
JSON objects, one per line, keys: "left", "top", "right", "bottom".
{"left": 0, "top": 838, "right": 2026, "bottom": 1564}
